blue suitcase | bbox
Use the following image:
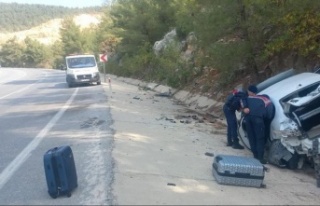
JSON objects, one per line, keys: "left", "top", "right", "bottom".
{"left": 43, "top": 146, "right": 78, "bottom": 198}
{"left": 212, "top": 154, "right": 266, "bottom": 188}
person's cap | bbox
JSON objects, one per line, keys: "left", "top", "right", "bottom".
{"left": 247, "top": 85, "right": 258, "bottom": 94}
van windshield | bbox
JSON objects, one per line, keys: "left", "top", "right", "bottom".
{"left": 67, "top": 57, "right": 96, "bottom": 69}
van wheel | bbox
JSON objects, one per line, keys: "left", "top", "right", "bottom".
{"left": 68, "top": 83, "right": 73, "bottom": 88}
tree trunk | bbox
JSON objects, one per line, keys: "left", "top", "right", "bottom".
{"left": 238, "top": 0, "right": 260, "bottom": 81}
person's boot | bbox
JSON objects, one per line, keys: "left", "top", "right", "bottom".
{"left": 258, "top": 158, "right": 267, "bottom": 165}
{"left": 232, "top": 142, "right": 244, "bottom": 150}
{"left": 226, "top": 140, "right": 233, "bottom": 147}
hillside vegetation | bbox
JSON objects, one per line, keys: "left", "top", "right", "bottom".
{"left": 0, "top": 14, "right": 102, "bottom": 45}
{"left": 102, "top": 0, "right": 320, "bottom": 99}
{"left": 0, "top": 0, "right": 320, "bottom": 100}
{"left": 0, "top": 3, "right": 101, "bottom": 32}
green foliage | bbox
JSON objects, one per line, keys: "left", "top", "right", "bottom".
{"left": 2, "top": 0, "right": 320, "bottom": 90}
{"left": 96, "top": 7, "right": 120, "bottom": 53}
{"left": 174, "top": 0, "right": 197, "bottom": 40}
{"left": 207, "top": 41, "right": 250, "bottom": 86}
{"left": 23, "top": 37, "right": 50, "bottom": 68}
{"left": 0, "top": 38, "right": 24, "bottom": 67}
{"left": 266, "top": 10, "right": 320, "bottom": 58}
{"left": 103, "top": 0, "right": 192, "bottom": 87}
{"left": 192, "top": 0, "right": 240, "bottom": 46}
{"left": 0, "top": 37, "right": 52, "bottom": 68}
{"left": 173, "top": 0, "right": 253, "bottom": 83}
{"left": 109, "top": 0, "right": 176, "bottom": 57}
{"left": 105, "top": 40, "right": 192, "bottom": 88}
{"left": 0, "top": 12, "right": 101, "bottom": 68}
{"left": 0, "top": 3, "right": 103, "bottom": 68}
{"left": 51, "top": 41, "right": 65, "bottom": 69}
{"left": 80, "top": 26, "right": 99, "bottom": 53}
{"left": 60, "top": 18, "right": 99, "bottom": 56}
{"left": 108, "top": 42, "right": 153, "bottom": 77}
{"left": 150, "top": 43, "right": 192, "bottom": 88}
{"left": 0, "top": 3, "right": 102, "bottom": 32}
{"left": 241, "top": 0, "right": 320, "bottom": 63}
{"left": 60, "top": 18, "right": 84, "bottom": 55}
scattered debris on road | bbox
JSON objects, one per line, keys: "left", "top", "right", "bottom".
{"left": 167, "top": 183, "right": 176, "bottom": 187}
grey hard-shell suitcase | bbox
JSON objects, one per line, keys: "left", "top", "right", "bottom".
{"left": 212, "top": 154, "right": 266, "bottom": 188}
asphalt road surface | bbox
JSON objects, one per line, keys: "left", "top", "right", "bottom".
{"left": 1, "top": 68, "right": 320, "bottom": 205}
{"left": 0, "top": 68, "right": 114, "bottom": 205}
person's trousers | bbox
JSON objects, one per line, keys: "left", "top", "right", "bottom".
{"left": 223, "top": 105, "right": 239, "bottom": 144}
{"left": 245, "top": 115, "right": 266, "bottom": 160}
{"left": 264, "top": 119, "right": 271, "bottom": 143}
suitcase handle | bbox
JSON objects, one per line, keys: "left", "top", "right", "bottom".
{"left": 234, "top": 171, "right": 251, "bottom": 178}
{"left": 46, "top": 147, "right": 58, "bottom": 154}
{"left": 215, "top": 156, "right": 222, "bottom": 162}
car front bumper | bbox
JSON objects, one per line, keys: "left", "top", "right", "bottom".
{"left": 66, "top": 73, "right": 101, "bottom": 84}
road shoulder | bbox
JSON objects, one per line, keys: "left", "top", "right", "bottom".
{"left": 102, "top": 76, "right": 320, "bottom": 205}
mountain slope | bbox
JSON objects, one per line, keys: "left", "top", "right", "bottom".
{"left": 0, "top": 13, "right": 102, "bottom": 45}
{"left": 0, "top": 2, "right": 101, "bottom": 32}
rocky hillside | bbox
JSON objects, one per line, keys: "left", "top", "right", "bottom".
{"left": 0, "top": 13, "right": 102, "bottom": 45}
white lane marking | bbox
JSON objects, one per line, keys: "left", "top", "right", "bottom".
{"left": 0, "top": 88, "right": 79, "bottom": 190}
{"left": 0, "top": 73, "right": 48, "bottom": 100}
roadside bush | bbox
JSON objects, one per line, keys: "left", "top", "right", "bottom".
{"left": 149, "top": 43, "right": 193, "bottom": 88}
{"left": 106, "top": 41, "right": 193, "bottom": 89}
{"left": 205, "top": 41, "right": 250, "bottom": 87}
{"left": 105, "top": 43, "right": 153, "bottom": 78}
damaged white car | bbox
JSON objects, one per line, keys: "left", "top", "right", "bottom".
{"left": 238, "top": 69, "right": 320, "bottom": 186}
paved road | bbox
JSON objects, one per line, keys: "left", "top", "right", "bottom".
{"left": 1, "top": 68, "right": 320, "bottom": 205}
{"left": 0, "top": 68, "right": 114, "bottom": 205}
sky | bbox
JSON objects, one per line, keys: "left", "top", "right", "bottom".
{"left": 0, "top": 0, "right": 106, "bottom": 8}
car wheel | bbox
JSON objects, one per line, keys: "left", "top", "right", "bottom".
{"left": 66, "top": 79, "right": 71, "bottom": 88}
{"left": 67, "top": 82, "right": 73, "bottom": 88}
{"left": 237, "top": 116, "right": 251, "bottom": 150}
{"left": 97, "top": 81, "right": 101, "bottom": 85}
{"left": 286, "top": 152, "right": 299, "bottom": 169}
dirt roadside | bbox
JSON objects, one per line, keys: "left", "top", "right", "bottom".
{"left": 102, "top": 75, "right": 320, "bottom": 205}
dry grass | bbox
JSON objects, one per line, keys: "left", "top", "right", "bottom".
{"left": 0, "top": 13, "right": 102, "bottom": 45}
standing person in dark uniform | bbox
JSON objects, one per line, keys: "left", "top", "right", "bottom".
{"left": 243, "top": 85, "right": 271, "bottom": 164}
{"left": 223, "top": 89, "right": 246, "bottom": 150}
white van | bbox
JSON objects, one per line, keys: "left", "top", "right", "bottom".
{"left": 65, "top": 54, "right": 101, "bottom": 87}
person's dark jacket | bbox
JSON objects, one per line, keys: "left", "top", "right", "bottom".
{"left": 260, "top": 94, "right": 275, "bottom": 121}
{"left": 245, "top": 95, "right": 274, "bottom": 119}
{"left": 225, "top": 91, "right": 247, "bottom": 112}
